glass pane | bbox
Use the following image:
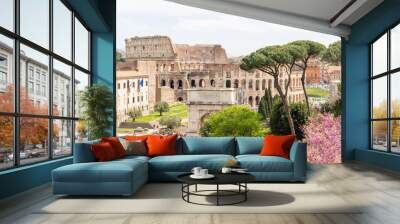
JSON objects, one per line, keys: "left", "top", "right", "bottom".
{"left": 53, "top": 59, "right": 72, "bottom": 117}
{"left": 0, "top": 0, "right": 14, "bottom": 31}
{"left": 391, "top": 24, "right": 400, "bottom": 70}
{"left": 391, "top": 72, "right": 400, "bottom": 118}
{"left": 20, "top": 117, "right": 49, "bottom": 165}
{"left": 0, "top": 116, "right": 14, "bottom": 170}
{"left": 20, "top": 44, "right": 49, "bottom": 115}
{"left": 53, "top": 0, "right": 72, "bottom": 60}
{"left": 0, "top": 34, "right": 14, "bottom": 112}
{"left": 74, "top": 69, "right": 89, "bottom": 118}
{"left": 20, "top": 0, "right": 49, "bottom": 49}
{"left": 391, "top": 120, "right": 400, "bottom": 153}
{"left": 372, "top": 33, "right": 387, "bottom": 76}
{"left": 372, "top": 121, "right": 388, "bottom": 151}
{"left": 75, "top": 120, "right": 88, "bottom": 143}
{"left": 53, "top": 119, "right": 72, "bottom": 157}
{"left": 372, "top": 76, "right": 387, "bottom": 119}
{"left": 75, "top": 18, "right": 89, "bottom": 69}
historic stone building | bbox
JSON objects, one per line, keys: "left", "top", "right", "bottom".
{"left": 117, "top": 35, "right": 328, "bottom": 128}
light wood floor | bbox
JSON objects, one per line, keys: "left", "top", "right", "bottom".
{"left": 1, "top": 162, "right": 400, "bottom": 224}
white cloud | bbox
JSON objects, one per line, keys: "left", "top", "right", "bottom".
{"left": 117, "top": 0, "right": 340, "bottom": 57}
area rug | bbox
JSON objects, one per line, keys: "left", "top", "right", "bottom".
{"left": 37, "top": 183, "right": 361, "bottom": 214}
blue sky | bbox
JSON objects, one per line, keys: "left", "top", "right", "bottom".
{"left": 117, "top": 0, "right": 340, "bottom": 57}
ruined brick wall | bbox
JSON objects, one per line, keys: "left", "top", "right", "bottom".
{"left": 125, "top": 36, "right": 176, "bottom": 59}
{"left": 175, "top": 44, "right": 228, "bottom": 64}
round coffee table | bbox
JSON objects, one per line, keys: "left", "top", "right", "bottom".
{"left": 177, "top": 173, "right": 255, "bottom": 206}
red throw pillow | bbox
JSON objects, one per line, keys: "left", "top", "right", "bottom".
{"left": 101, "top": 137, "right": 126, "bottom": 158}
{"left": 146, "top": 135, "right": 177, "bottom": 157}
{"left": 260, "top": 135, "right": 296, "bottom": 159}
{"left": 91, "top": 142, "right": 117, "bottom": 162}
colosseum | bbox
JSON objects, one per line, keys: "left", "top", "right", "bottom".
{"left": 117, "top": 35, "right": 306, "bottom": 125}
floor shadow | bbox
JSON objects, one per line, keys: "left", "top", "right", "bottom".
{"left": 203, "top": 190, "right": 295, "bottom": 207}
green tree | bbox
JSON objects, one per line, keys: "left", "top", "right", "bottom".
{"left": 241, "top": 44, "right": 305, "bottom": 135}
{"left": 79, "top": 84, "right": 113, "bottom": 139}
{"left": 154, "top": 101, "right": 169, "bottom": 116}
{"left": 290, "top": 40, "right": 326, "bottom": 113}
{"left": 159, "top": 116, "right": 181, "bottom": 130}
{"left": 127, "top": 108, "right": 142, "bottom": 121}
{"left": 320, "top": 83, "right": 342, "bottom": 117}
{"left": 258, "top": 87, "right": 275, "bottom": 121}
{"left": 270, "top": 101, "right": 309, "bottom": 139}
{"left": 200, "top": 105, "right": 267, "bottom": 137}
{"left": 322, "top": 41, "right": 341, "bottom": 65}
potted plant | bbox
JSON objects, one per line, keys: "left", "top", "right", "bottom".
{"left": 79, "top": 84, "right": 113, "bottom": 140}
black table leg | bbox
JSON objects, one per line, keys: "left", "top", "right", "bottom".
{"left": 216, "top": 184, "right": 219, "bottom": 206}
{"left": 245, "top": 183, "right": 247, "bottom": 201}
{"left": 195, "top": 184, "right": 198, "bottom": 192}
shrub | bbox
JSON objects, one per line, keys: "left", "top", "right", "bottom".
{"left": 270, "top": 100, "right": 309, "bottom": 139}
{"left": 159, "top": 116, "right": 181, "bottom": 130}
{"left": 127, "top": 108, "right": 142, "bottom": 121}
{"left": 303, "top": 113, "right": 341, "bottom": 164}
{"left": 200, "top": 105, "right": 268, "bottom": 137}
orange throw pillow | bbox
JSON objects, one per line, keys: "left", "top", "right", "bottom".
{"left": 101, "top": 137, "right": 126, "bottom": 158}
{"left": 125, "top": 135, "right": 148, "bottom": 141}
{"left": 91, "top": 142, "right": 117, "bottom": 162}
{"left": 146, "top": 135, "right": 177, "bottom": 157}
{"left": 260, "top": 135, "right": 296, "bottom": 159}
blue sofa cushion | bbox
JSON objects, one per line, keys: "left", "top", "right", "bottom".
{"left": 149, "top": 154, "right": 235, "bottom": 172}
{"left": 236, "top": 137, "right": 264, "bottom": 155}
{"left": 236, "top": 155, "right": 293, "bottom": 172}
{"left": 73, "top": 140, "right": 100, "bottom": 163}
{"left": 53, "top": 159, "right": 147, "bottom": 183}
{"left": 180, "top": 137, "right": 235, "bottom": 155}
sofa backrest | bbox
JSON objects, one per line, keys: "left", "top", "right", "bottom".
{"left": 73, "top": 140, "right": 100, "bottom": 163}
{"left": 179, "top": 137, "right": 236, "bottom": 155}
{"left": 235, "top": 137, "right": 264, "bottom": 155}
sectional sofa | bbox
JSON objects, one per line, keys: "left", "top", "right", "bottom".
{"left": 52, "top": 137, "right": 307, "bottom": 196}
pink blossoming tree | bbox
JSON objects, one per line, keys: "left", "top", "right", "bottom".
{"left": 303, "top": 113, "right": 341, "bottom": 164}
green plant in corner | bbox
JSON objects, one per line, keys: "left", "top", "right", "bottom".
{"left": 80, "top": 84, "right": 113, "bottom": 140}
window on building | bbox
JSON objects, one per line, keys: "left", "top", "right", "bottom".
{"left": 226, "top": 79, "right": 231, "bottom": 88}
{"left": 199, "top": 79, "right": 205, "bottom": 88}
{"left": 256, "top": 80, "right": 260, "bottom": 90}
{"left": 210, "top": 79, "right": 215, "bottom": 87}
{"left": 191, "top": 80, "right": 196, "bottom": 88}
{"left": 371, "top": 23, "right": 400, "bottom": 154}
{"left": 118, "top": 83, "right": 120, "bottom": 89}
{"left": 234, "top": 79, "right": 239, "bottom": 88}
{"left": 178, "top": 80, "right": 183, "bottom": 89}
{"left": 161, "top": 79, "right": 166, "bottom": 86}
{"left": 0, "top": 0, "right": 91, "bottom": 170}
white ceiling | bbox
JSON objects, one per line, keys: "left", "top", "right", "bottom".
{"left": 166, "top": 0, "right": 384, "bottom": 37}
